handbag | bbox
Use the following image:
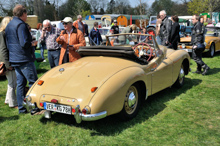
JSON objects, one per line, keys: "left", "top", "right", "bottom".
{"left": 0, "top": 62, "right": 6, "bottom": 76}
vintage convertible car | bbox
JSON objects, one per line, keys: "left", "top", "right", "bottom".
{"left": 178, "top": 26, "right": 220, "bottom": 57}
{"left": 24, "top": 33, "right": 190, "bottom": 124}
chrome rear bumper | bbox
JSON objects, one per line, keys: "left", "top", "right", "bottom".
{"left": 44, "top": 104, "right": 107, "bottom": 124}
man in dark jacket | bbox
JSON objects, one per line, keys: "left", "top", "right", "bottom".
{"left": 159, "top": 10, "right": 172, "bottom": 46}
{"left": 89, "top": 22, "right": 103, "bottom": 46}
{"left": 5, "top": 4, "right": 38, "bottom": 114}
{"left": 191, "top": 15, "right": 210, "bottom": 75}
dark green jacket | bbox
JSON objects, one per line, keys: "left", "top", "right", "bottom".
{"left": 0, "top": 30, "right": 10, "bottom": 68}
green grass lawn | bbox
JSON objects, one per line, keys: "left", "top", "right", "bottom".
{"left": 0, "top": 50, "right": 219, "bottom": 145}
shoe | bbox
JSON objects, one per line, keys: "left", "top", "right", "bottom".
{"left": 19, "top": 107, "right": 28, "bottom": 114}
{"left": 10, "top": 106, "right": 18, "bottom": 109}
{"left": 192, "top": 70, "right": 201, "bottom": 74}
{"left": 31, "top": 108, "right": 41, "bottom": 115}
{"left": 202, "top": 67, "right": 210, "bottom": 75}
{"left": 43, "top": 60, "right": 46, "bottom": 62}
{"left": 19, "top": 111, "right": 28, "bottom": 114}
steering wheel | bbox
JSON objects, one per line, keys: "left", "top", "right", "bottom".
{"left": 133, "top": 42, "right": 153, "bottom": 61}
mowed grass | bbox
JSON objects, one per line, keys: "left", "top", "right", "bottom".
{"left": 0, "top": 50, "right": 219, "bottom": 145}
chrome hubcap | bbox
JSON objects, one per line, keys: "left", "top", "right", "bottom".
{"left": 128, "top": 92, "right": 136, "bottom": 108}
{"left": 125, "top": 86, "right": 138, "bottom": 115}
{"left": 179, "top": 67, "right": 185, "bottom": 83}
{"left": 211, "top": 45, "right": 214, "bottom": 56}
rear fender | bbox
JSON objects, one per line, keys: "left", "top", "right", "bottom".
{"left": 88, "top": 67, "right": 147, "bottom": 116}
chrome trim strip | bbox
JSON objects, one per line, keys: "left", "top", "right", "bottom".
{"left": 74, "top": 105, "right": 107, "bottom": 123}
{"left": 81, "top": 111, "right": 107, "bottom": 121}
{"left": 23, "top": 96, "right": 36, "bottom": 112}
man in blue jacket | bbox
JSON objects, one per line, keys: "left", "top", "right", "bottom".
{"left": 89, "top": 22, "right": 103, "bottom": 46}
{"left": 5, "top": 4, "right": 38, "bottom": 114}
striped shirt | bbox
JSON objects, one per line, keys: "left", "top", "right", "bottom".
{"left": 39, "top": 26, "right": 61, "bottom": 50}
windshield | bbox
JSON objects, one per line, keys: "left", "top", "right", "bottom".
{"left": 206, "top": 27, "right": 220, "bottom": 37}
{"left": 107, "top": 33, "right": 155, "bottom": 46}
{"left": 99, "top": 27, "right": 125, "bottom": 35}
{"left": 99, "top": 29, "right": 110, "bottom": 35}
{"left": 106, "top": 33, "right": 161, "bottom": 58}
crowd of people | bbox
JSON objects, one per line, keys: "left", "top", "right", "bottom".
{"left": 0, "top": 4, "right": 86, "bottom": 113}
{"left": 0, "top": 5, "right": 210, "bottom": 114}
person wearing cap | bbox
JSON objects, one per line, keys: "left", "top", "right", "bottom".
{"left": 39, "top": 19, "right": 61, "bottom": 68}
{"left": 56, "top": 17, "right": 86, "bottom": 64}
{"left": 73, "top": 15, "right": 85, "bottom": 35}
{"left": 111, "top": 20, "right": 119, "bottom": 34}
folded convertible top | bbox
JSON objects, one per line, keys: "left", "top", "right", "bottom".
{"left": 77, "top": 46, "right": 148, "bottom": 65}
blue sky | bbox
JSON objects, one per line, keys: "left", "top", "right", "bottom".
{"left": 129, "top": 0, "right": 155, "bottom": 7}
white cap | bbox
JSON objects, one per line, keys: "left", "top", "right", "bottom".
{"left": 114, "top": 20, "right": 117, "bottom": 23}
{"left": 62, "top": 17, "right": 73, "bottom": 23}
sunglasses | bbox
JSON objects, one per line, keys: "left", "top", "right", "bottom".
{"left": 62, "top": 22, "right": 69, "bottom": 25}
{"left": 45, "top": 26, "right": 50, "bottom": 29}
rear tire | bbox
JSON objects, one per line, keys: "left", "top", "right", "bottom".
{"left": 146, "top": 27, "right": 156, "bottom": 40}
{"left": 173, "top": 64, "right": 185, "bottom": 88}
{"left": 146, "top": 27, "right": 156, "bottom": 36}
{"left": 119, "top": 83, "right": 141, "bottom": 121}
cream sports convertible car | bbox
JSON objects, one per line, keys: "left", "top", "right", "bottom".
{"left": 24, "top": 33, "right": 190, "bottom": 124}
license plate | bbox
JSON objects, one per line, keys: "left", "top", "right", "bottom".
{"left": 44, "top": 102, "right": 72, "bottom": 115}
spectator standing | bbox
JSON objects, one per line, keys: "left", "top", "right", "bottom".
{"left": 36, "top": 23, "right": 46, "bottom": 61}
{"left": 56, "top": 17, "right": 86, "bottom": 64}
{"left": 159, "top": 10, "right": 172, "bottom": 46}
{"left": 156, "top": 14, "right": 162, "bottom": 45}
{"left": 5, "top": 4, "right": 38, "bottom": 113}
{"left": 89, "top": 22, "right": 103, "bottom": 46}
{"left": 139, "top": 27, "right": 148, "bottom": 42}
{"left": 169, "top": 15, "right": 180, "bottom": 50}
{"left": 0, "top": 16, "right": 17, "bottom": 108}
{"left": 83, "top": 21, "right": 89, "bottom": 36}
{"left": 121, "top": 24, "right": 137, "bottom": 33}
{"left": 191, "top": 15, "right": 210, "bottom": 75}
{"left": 73, "top": 15, "right": 85, "bottom": 35}
{"left": 111, "top": 20, "right": 119, "bottom": 34}
{"left": 39, "top": 19, "right": 61, "bottom": 68}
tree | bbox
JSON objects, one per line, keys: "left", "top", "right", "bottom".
{"left": 88, "top": 0, "right": 99, "bottom": 14}
{"left": 106, "top": 0, "right": 116, "bottom": 14}
{"left": 150, "top": 0, "right": 175, "bottom": 15}
{"left": 58, "top": 0, "right": 90, "bottom": 20}
{"left": 114, "top": 0, "right": 130, "bottom": 14}
{"left": 171, "top": 1, "right": 189, "bottom": 16}
{"left": 81, "top": 10, "right": 91, "bottom": 18}
{"left": 188, "top": 0, "right": 220, "bottom": 15}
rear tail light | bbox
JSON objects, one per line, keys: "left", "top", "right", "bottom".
{"left": 72, "top": 108, "right": 75, "bottom": 113}
{"left": 91, "top": 87, "right": 98, "bottom": 93}
{"left": 51, "top": 99, "right": 58, "bottom": 103}
{"left": 38, "top": 80, "right": 44, "bottom": 86}
{"left": 82, "top": 108, "right": 89, "bottom": 115}
{"left": 40, "top": 102, "right": 44, "bottom": 107}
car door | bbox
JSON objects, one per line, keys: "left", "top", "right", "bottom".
{"left": 150, "top": 46, "right": 173, "bottom": 95}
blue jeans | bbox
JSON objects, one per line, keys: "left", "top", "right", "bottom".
{"left": 156, "top": 36, "right": 162, "bottom": 45}
{"left": 40, "top": 44, "right": 46, "bottom": 60}
{"left": 14, "top": 62, "right": 38, "bottom": 113}
{"left": 48, "top": 49, "right": 60, "bottom": 68}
